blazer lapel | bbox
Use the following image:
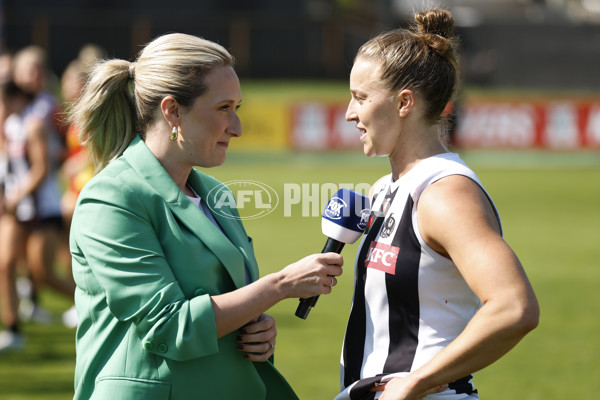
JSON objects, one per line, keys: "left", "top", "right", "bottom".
{"left": 122, "top": 136, "right": 248, "bottom": 288}
{"left": 188, "top": 171, "right": 259, "bottom": 283}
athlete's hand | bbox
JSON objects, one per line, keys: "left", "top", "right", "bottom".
{"left": 370, "top": 376, "right": 448, "bottom": 400}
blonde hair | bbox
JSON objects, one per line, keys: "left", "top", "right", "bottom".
{"left": 356, "top": 8, "right": 459, "bottom": 124}
{"left": 13, "top": 45, "right": 47, "bottom": 71}
{"left": 78, "top": 43, "right": 106, "bottom": 71}
{"left": 71, "top": 33, "right": 234, "bottom": 172}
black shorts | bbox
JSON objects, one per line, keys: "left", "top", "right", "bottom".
{"left": 35, "top": 216, "right": 65, "bottom": 230}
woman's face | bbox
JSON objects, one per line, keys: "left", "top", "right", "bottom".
{"left": 13, "top": 54, "right": 43, "bottom": 94}
{"left": 179, "top": 65, "right": 242, "bottom": 168}
{"left": 346, "top": 57, "right": 402, "bottom": 157}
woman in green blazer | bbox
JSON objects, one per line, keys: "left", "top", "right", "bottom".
{"left": 69, "top": 33, "right": 343, "bottom": 400}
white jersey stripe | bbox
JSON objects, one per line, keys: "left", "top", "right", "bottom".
{"left": 362, "top": 266, "right": 389, "bottom": 377}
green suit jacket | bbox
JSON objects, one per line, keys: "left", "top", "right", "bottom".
{"left": 71, "top": 136, "right": 298, "bottom": 400}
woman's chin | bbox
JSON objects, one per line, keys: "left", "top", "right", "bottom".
{"left": 363, "top": 146, "right": 387, "bottom": 158}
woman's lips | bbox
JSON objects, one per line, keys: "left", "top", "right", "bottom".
{"left": 358, "top": 128, "right": 367, "bottom": 142}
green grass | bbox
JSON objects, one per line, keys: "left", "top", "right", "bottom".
{"left": 1, "top": 149, "right": 599, "bottom": 399}
{"left": 0, "top": 290, "right": 76, "bottom": 399}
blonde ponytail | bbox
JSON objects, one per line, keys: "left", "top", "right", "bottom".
{"left": 71, "top": 59, "right": 137, "bottom": 172}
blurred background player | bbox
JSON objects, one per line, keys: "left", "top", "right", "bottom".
{"left": 0, "top": 51, "right": 14, "bottom": 194}
{"left": 57, "top": 44, "right": 105, "bottom": 327}
{"left": 60, "top": 44, "right": 105, "bottom": 228}
{"left": 0, "top": 80, "right": 40, "bottom": 351}
{"left": 10, "top": 46, "right": 75, "bottom": 328}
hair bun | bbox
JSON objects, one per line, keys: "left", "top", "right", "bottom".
{"left": 415, "top": 9, "right": 454, "bottom": 38}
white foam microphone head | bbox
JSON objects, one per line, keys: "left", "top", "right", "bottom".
{"left": 321, "top": 188, "right": 370, "bottom": 244}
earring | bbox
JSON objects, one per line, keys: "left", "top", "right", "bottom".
{"left": 170, "top": 126, "right": 178, "bottom": 141}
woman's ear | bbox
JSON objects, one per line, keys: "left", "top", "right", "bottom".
{"left": 160, "top": 95, "right": 180, "bottom": 128}
{"left": 397, "top": 89, "right": 415, "bottom": 118}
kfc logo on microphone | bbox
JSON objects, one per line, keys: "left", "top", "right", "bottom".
{"left": 365, "top": 241, "right": 400, "bottom": 275}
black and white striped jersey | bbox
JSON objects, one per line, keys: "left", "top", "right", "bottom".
{"left": 337, "top": 153, "right": 499, "bottom": 400}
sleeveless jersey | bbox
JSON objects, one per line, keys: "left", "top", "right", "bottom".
{"left": 337, "top": 153, "right": 500, "bottom": 400}
{"left": 23, "top": 91, "right": 63, "bottom": 219}
{"left": 3, "top": 113, "right": 37, "bottom": 222}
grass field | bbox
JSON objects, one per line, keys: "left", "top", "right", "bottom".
{"left": 0, "top": 148, "right": 598, "bottom": 399}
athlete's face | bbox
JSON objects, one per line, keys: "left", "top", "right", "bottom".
{"left": 13, "top": 54, "right": 44, "bottom": 93}
{"left": 346, "top": 57, "right": 402, "bottom": 157}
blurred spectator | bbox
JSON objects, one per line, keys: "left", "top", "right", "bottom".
{"left": 0, "top": 54, "right": 12, "bottom": 321}
{"left": 60, "top": 44, "right": 105, "bottom": 223}
{"left": 0, "top": 52, "right": 12, "bottom": 84}
{"left": 60, "top": 62, "right": 94, "bottom": 222}
{"left": 0, "top": 80, "right": 39, "bottom": 352}
{"left": 11, "top": 46, "right": 75, "bottom": 327}
{"left": 0, "top": 52, "right": 13, "bottom": 152}
{"left": 57, "top": 44, "right": 105, "bottom": 327}
{"left": 77, "top": 43, "right": 106, "bottom": 72}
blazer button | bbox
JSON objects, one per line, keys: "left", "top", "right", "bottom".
{"left": 193, "top": 288, "right": 206, "bottom": 296}
{"left": 143, "top": 341, "right": 153, "bottom": 350}
{"left": 158, "top": 343, "right": 168, "bottom": 353}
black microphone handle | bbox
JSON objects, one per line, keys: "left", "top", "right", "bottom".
{"left": 321, "top": 237, "right": 345, "bottom": 254}
{"left": 295, "top": 237, "right": 345, "bottom": 319}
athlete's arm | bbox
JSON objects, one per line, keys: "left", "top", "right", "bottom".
{"left": 378, "top": 175, "right": 539, "bottom": 399}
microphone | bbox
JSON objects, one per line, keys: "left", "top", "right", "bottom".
{"left": 295, "top": 188, "right": 370, "bottom": 319}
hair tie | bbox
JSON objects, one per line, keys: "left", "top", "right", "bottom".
{"left": 428, "top": 30, "right": 445, "bottom": 38}
{"left": 128, "top": 62, "right": 136, "bottom": 79}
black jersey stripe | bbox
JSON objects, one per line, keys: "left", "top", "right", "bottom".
{"left": 348, "top": 375, "right": 382, "bottom": 400}
{"left": 384, "top": 196, "right": 421, "bottom": 373}
{"left": 343, "top": 214, "right": 385, "bottom": 387}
